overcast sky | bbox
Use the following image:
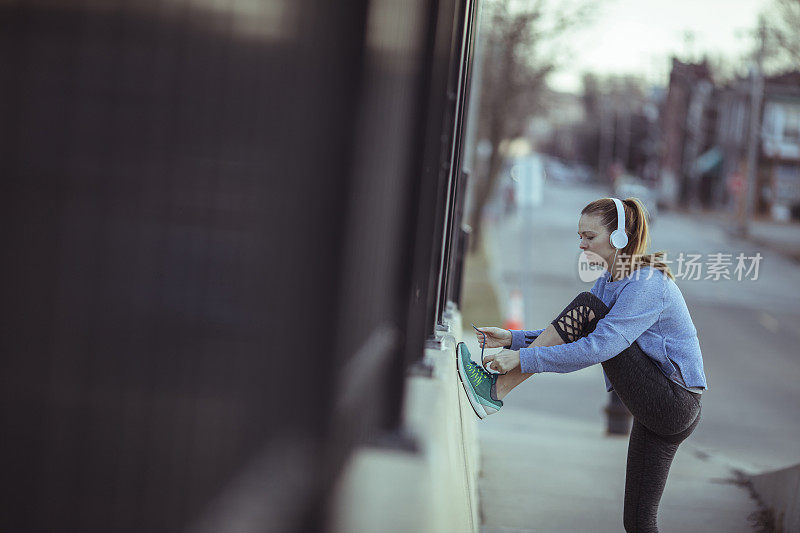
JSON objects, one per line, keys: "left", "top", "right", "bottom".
{"left": 546, "top": 0, "right": 768, "bottom": 93}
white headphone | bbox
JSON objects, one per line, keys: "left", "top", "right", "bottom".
{"left": 609, "top": 198, "right": 628, "bottom": 249}
{"left": 607, "top": 198, "right": 628, "bottom": 282}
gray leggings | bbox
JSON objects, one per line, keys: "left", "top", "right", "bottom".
{"left": 551, "top": 292, "right": 702, "bottom": 533}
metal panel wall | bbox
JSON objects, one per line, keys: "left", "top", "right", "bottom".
{"left": 0, "top": 2, "right": 367, "bottom": 532}
{"left": 402, "top": 0, "right": 477, "bottom": 364}
{"left": 0, "top": 0, "right": 479, "bottom": 531}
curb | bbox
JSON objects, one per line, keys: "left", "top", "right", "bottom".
{"left": 747, "top": 463, "right": 800, "bottom": 532}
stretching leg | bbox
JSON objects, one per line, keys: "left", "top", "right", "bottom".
{"left": 496, "top": 292, "right": 602, "bottom": 398}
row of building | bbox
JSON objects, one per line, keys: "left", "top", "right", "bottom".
{"left": 660, "top": 58, "right": 800, "bottom": 222}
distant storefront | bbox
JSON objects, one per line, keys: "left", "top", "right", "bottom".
{"left": 762, "top": 96, "right": 800, "bottom": 220}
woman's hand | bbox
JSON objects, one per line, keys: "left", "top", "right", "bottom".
{"left": 474, "top": 326, "right": 512, "bottom": 348}
{"left": 482, "top": 349, "right": 520, "bottom": 374}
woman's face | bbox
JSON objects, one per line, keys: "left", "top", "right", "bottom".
{"left": 578, "top": 213, "right": 614, "bottom": 268}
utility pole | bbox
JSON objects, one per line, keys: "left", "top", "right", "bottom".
{"left": 738, "top": 16, "right": 767, "bottom": 238}
{"left": 619, "top": 102, "right": 631, "bottom": 173}
{"left": 598, "top": 94, "right": 616, "bottom": 185}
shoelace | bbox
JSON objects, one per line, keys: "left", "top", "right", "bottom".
{"left": 466, "top": 360, "right": 493, "bottom": 384}
{"left": 471, "top": 322, "right": 508, "bottom": 376}
{"left": 472, "top": 323, "right": 488, "bottom": 363}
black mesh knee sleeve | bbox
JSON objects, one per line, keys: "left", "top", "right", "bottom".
{"left": 551, "top": 292, "right": 610, "bottom": 344}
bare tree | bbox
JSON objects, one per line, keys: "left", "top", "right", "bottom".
{"left": 469, "top": 0, "right": 595, "bottom": 251}
{"left": 762, "top": 0, "right": 800, "bottom": 73}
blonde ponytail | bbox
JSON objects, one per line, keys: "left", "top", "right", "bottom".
{"left": 621, "top": 198, "right": 674, "bottom": 281}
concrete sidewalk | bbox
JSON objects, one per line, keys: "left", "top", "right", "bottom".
{"left": 681, "top": 207, "right": 800, "bottom": 264}
{"left": 459, "top": 331, "right": 759, "bottom": 532}
{"left": 476, "top": 403, "right": 756, "bottom": 532}
{"left": 738, "top": 217, "right": 800, "bottom": 263}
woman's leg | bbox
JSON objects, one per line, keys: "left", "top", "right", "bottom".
{"left": 601, "top": 342, "right": 701, "bottom": 437}
{"left": 567, "top": 293, "right": 703, "bottom": 532}
{"left": 495, "top": 290, "right": 703, "bottom": 531}
{"left": 600, "top": 342, "right": 702, "bottom": 532}
{"left": 623, "top": 412, "right": 701, "bottom": 533}
{"left": 495, "top": 292, "right": 602, "bottom": 399}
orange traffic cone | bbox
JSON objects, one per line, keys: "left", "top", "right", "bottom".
{"left": 503, "top": 289, "right": 524, "bottom": 331}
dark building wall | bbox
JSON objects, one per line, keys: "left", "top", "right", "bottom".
{"left": 0, "top": 1, "right": 478, "bottom": 531}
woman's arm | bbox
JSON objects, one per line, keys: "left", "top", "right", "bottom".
{"left": 507, "top": 277, "right": 602, "bottom": 351}
{"left": 519, "top": 278, "right": 666, "bottom": 374}
{"left": 507, "top": 329, "right": 545, "bottom": 350}
{"left": 506, "top": 276, "right": 603, "bottom": 351}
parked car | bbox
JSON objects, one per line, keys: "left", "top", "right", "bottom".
{"left": 544, "top": 156, "right": 595, "bottom": 184}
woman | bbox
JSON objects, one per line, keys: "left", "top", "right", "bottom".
{"left": 458, "top": 197, "right": 707, "bottom": 533}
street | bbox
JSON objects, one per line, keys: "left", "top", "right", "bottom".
{"left": 474, "top": 180, "right": 800, "bottom": 531}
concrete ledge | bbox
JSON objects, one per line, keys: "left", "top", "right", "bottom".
{"left": 328, "top": 309, "right": 479, "bottom": 533}
{"left": 328, "top": 449, "right": 433, "bottom": 532}
{"left": 748, "top": 463, "right": 800, "bottom": 532}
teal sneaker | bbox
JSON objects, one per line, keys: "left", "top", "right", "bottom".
{"left": 457, "top": 342, "right": 503, "bottom": 418}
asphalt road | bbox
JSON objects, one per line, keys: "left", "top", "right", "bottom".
{"left": 483, "top": 180, "right": 800, "bottom": 472}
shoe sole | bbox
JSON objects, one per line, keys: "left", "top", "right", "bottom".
{"left": 456, "top": 343, "right": 491, "bottom": 419}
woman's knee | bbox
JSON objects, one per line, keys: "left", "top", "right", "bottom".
{"left": 575, "top": 291, "right": 609, "bottom": 311}
{"left": 550, "top": 292, "right": 610, "bottom": 343}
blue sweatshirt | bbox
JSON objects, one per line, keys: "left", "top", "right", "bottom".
{"left": 508, "top": 266, "right": 708, "bottom": 393}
